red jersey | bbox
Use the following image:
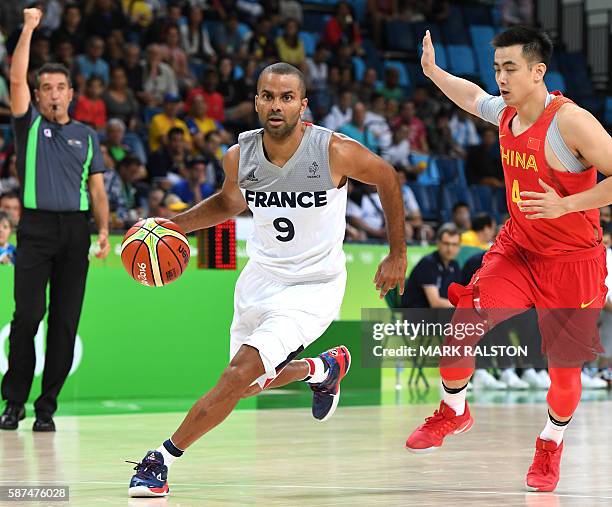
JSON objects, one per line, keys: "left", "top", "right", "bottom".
{"left": 499, "top": 92, "right": 601, "bottom": 256}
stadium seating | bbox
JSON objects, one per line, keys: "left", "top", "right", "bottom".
{"left": 447, "top": 45, "right": 477, "bottom": 77}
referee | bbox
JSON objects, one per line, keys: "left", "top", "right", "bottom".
{"left": 0, "top": 8, "right": 109, "bottom": 432}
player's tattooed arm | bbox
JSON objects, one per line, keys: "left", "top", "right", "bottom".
{"left": 330, "top": 133, "right": 407, "bottom": 298}
{"left": 173, "top": 144, "right": 247, "bottom": 233}
{"left": 520, "top": 106, "right": 612, "bottom": 218}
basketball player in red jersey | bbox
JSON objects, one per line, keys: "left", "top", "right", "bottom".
{"left": 405, "top": 26, "right": 612, "bottom": 492}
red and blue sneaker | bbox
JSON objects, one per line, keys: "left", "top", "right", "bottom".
{"left": 309, "top": 345, "right": 351, "bottom": 422}
{"left": 127, "top": 450, "right": 169, "bottom": 497}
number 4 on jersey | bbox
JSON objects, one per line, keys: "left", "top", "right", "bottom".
{"left": 512, "top": 179, "right": 520, "bottom": 204}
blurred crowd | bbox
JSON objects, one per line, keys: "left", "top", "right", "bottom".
{"left": 0, "top": 0, "right": 525, "bottom": 243}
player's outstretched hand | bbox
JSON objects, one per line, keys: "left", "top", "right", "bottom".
{"left": 421, "top": 30, "right": 436, "bottom": 78}
{"left": 518, "top": 179, "right": 569, "bottom": 219}
{"left": 374, "top": 254, "right": 408, "bottom": 300}
{"left": 23, "top": 8, "right": 43, "bottom": 30}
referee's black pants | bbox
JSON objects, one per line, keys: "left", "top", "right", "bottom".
{"left": 1, "top": 209, "right": 90, "bottom": 416}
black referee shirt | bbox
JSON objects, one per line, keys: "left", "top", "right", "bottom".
{"left": 12, "top": 104, "right": 105, "bottom": 212}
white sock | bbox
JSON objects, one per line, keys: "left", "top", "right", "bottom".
{"left": 442, "top": 381, "right": 467, "bottom": 416}
{"left": 303, "top": 358, "right": 328, "bottom": 384}
{"left": 156, "top": 441, "right": 181, "bottom": 467}
{"left": 540, "top": 413, "right": 569, "bottom": 445}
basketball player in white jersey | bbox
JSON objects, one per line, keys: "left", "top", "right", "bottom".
{"left": 127, "top": 63, "right": 407, "bottom": 497}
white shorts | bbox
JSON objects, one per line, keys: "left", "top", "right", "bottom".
{"left": 230, "top": 261, "right": 347, "bottom": 388}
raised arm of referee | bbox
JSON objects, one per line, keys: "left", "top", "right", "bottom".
{"left": 0, "top": 8, "right": 110, "bottom": 432}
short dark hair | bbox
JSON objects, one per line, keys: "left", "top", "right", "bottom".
{"left": 452, "top": 201, "right": 469, "bottom": 213}
{"left": 471, "top": 213, "right": 494, "bottom": 232}
{"left": 86, "top": 75, "right": 104, "bottom": 87}
{"left": 167, "top": 127, "right": 184, "bottom": 139}
{"left": 257, "top": 62, "right": 306, "bottom": 99}
{"left": 492, "top": 26, "right": 553, "bottom": 66}
{"left": 118, "top": 155, "right": 141, "bottom": 168}
{"left": 436, "top": 223, "right": 460, "bottom": 242}
{"left": 0, "top": 191, "right": 19, "bottom": 203}
{"left": 35, "top": 63, "right": 72, "bottom": 89}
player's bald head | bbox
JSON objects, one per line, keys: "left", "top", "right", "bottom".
{"left": 257, "top": 63, "right": 306, "bottom": 99}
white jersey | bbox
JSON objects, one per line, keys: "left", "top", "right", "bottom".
{"left": 237, "top": 124, "right": 347, "bottom": 283}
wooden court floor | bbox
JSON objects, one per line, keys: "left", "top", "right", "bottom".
{"left": 0, "top": 401, "right": 610, "bottom": 506}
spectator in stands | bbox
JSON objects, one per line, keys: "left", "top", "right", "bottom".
{"left": 412, "top": 85, "right": 439, "bottom": 125}
{"left": 213, "top": 13, "right": 248, "bottom": 60}
{"left": 76, "top": 36, "right": 110, "bottom": 84}
{"left": 104, "top": 118, "right": 132, "bottom": 166}
{"left": 385, "top": 125, "right": 425, "bottom": 180}
{"left": 201, "top": 131, "right": 225, "bottom": 188}
{"left": 323, "top": 1, "right": 362, "bottom": 56}
{"left": 323, "top": 89, "right": 353, "bottom": 132}
{"left": 346, "top": 185, "right": 387, "bottom": 241}
{"left": 121, "top": 43, "right": 145, "bottom": 99}
{"left": 180, "top": 5, "right": 217, "bottom": 65}
{"left": 339, "top": 102, "right": 379, "bottom": 154}
{"left": 83, "top": 0, "right": 126, "bottom": 39}
{"left": 385, "top": 98, "right": 399, "bottom": 123}
{"left": 186, "top": 68, "right": 225, "bottom": 123}
{"left": 217, "top": 57, "right": 254, "bottom": 128}
{"left": 449, "top": 107, "right": 480, "bottom": 150}
{"left": 428, "top": 111, "right": 465, "bottom": 158}
{"left": 305, "top": 43, "right": 329, "bottom": 117}
{"left": 142, "top": 43, "right": 179, "bottom": 107}
{"left": 164, "top": 193, "right": 190, "bottom": 218}
{"left": 355, "top": 67, "right": 378, "bottom": 104}
{"left": 368, "top": 0, "right": 399, "bottom": 48}
{"left": 116, "top": 155, "right": 148, "bottom": 224}
{"left": 401, "top": 223, "right": 462, "bottom": 308}
{"left": 185, "top": 94, "right": 231, "bottom": 157}
{"left": 54, "top": 40, "right": 80, "bottom": 89}
{"left": 147, "top": 127, "right": 190, "bottom": 186}
{"left": 379, "top": 66, "right": 405, "bottom": 102}
{"left": 275, "top": 18, "right": 306, "bottom": 72}
{"left": 105, "top": 28, "right": 126, "bottom": 68}
{"left": 103, "top": 152, "right": 128, "bottom": 230}
{"left": 0, "top": 191, "right": 21, "bottom": 227}
{"left": 124, "top": 0, "right": 156, "bottom": 34}
{"left": 148, "top": 93, "right": 192, "bottom": 153}
{"left": 452, "top": 201, "right": 471, "bottom": 233}
{"left": 171, "top": 156, "right": 215, "bottom": 206}
{"left": 162, "top": 24, "right": 195, "bottom": 91}
{"left": 145, "top": 187, "right": 167, "bottom": 218}
{"left": 30, "top": 34, "right": 51, "bottom": 70}
{"left": 465, "top": 126, "right": 503, "bottom": 188}
{"left": 0, "top": 210, "right": 15, "bottom": 265}
{"left": 501, "top": 0, "right": 534, "bottom": 27}
{"left": 392, "top": 100, "right": 429, "bottom": 153}
{"left": 261, "top": 0, "right": 304, "bottom": 26}
{"left": 51, "top": 4, "right": 86, "bottom": 53}
{"left": 0, "top": 155, "right": 19, "bottom": 195}
{"left": 461, "top": 213, "right": 496, "bottom": 250}
{"left": 600, "top": 205, "right": 611, "bottom": 227}
{"left": 73, "top": 75, "right": 107, "bottom": 131}
{"left": 246, "top": 17, "right": 277, "bottom": 63}
{"left": 102, "top": 66, "right": 140, "bottom": 130}
{"left": 365, "top": 93, "right": 392, "bottom": 155}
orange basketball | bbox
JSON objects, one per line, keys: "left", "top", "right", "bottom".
{"left": 121, "top": 218, "right": 190, "bottom": 287}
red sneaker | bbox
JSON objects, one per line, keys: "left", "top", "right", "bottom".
{"left": 405, "top": 401, "right": 474, "bottom": 453}
{"left": 526, "top": 438, "right": 564, "bottom": 492}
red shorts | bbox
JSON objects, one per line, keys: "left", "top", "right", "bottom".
{"left": 446, "top": 228, "right": 607, "bottom": 368}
